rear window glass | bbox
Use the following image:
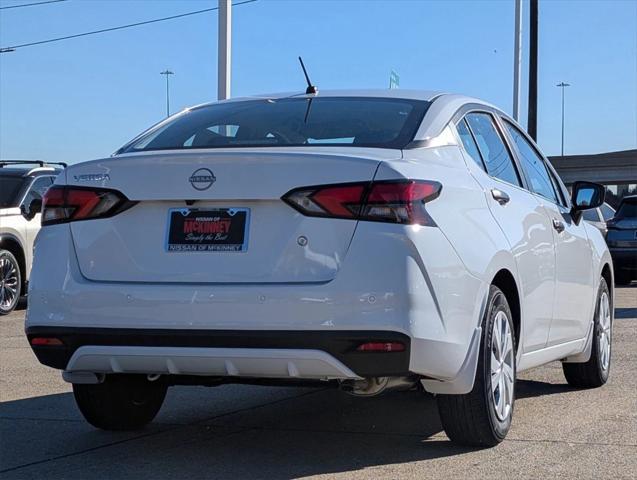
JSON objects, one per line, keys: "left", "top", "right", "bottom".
{"left": 617, "top": 198, "right": 637, "bottom": 218}
{"left": 120, "top": 97, "right": 429, "bottom": 153}
{"left": 0, "top": 177, "right": 26, "bottom": 208}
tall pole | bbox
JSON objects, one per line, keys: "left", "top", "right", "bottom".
{"left": 527, "top": 0, "right": 538, "bottom": 140}
{"left": 512, "top": 0, "right": 523, "bottom": 121}
{"left": 218, "top": 0, "right": 231, "bottom": 101}
{"left": 160, "top": 70, "right": 174, "bottom": 117}
{"left": 557, "top": 82, "right": 570, "bottom": 157}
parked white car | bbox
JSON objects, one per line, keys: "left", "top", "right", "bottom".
{"left": 0, "top": 161, "right": 64, "bottom": 314}
{"left": 26, "top": 91, "right": 613, "bottom": 446}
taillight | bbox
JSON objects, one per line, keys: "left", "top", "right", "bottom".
{"left": 42, "top": 185, "right": 134, "bottom": 226}
{"left": 282, "top": 180, "right": 441, "bottom": 225}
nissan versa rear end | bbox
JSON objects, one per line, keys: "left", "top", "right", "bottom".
{"left": 26, "top": 90, "right": 614, "bottom": 446}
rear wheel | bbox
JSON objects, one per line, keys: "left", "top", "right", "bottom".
{"left": 437, "top": 285, "right": 516, "bottom": 447}
{"left": 73, "top": 374, "right": 167, "bottom": 430}
{"left": 0, "top": 250, "right": 21, "bottom": 316}
{"left": 563, "top": 278, "right": 612, "bottom": 388}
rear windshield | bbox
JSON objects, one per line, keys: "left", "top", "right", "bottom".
{"left": 0, "top": 177, "right": 26, "bottom": 208}
{"left": 616, "top": 197, "right": 637, "bottom": 218}
{"left": 119, "top": 97, "right": 429, "bottom": 153}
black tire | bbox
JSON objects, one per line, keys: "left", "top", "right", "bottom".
{"left": 0, "top": 249, "right": 22, "bottom": 316}
{"left": 437, "top": 285, "right": 516, "bottom": 447}
{"left": 73, "top": 374, "right": 167, "bottom": 431}
{"left": 563, "top": 278, "right": 612, "bottom": 388}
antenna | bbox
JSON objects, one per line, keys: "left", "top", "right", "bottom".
{"left": 298, "top": 56, "right": 318, "bottom": 95}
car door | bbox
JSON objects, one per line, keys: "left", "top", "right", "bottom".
{"left": 458, "top": 112, "right": 556, "bottom": 353}
{"left": 501, "top": 119, "right": 595, "bottom": 345}
{"left": 20, "top": 176, "right": 54, "bottom": 273}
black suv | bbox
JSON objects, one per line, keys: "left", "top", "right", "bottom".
{"left": 607, "top": 195, "right": 637, "bottom": 286}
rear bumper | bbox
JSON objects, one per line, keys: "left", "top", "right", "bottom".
{"left": 26, "top": 327, "right": 410, "bottom": 378}
{"left": 27, "top": 222, "right": 487, "bottom": 381}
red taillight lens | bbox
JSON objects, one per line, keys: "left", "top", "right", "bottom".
{"left": 30, "top": 337, "right": 64, "bottom": 346}
{"left": 42, "top": 185, "right": 133, "bottom": 226}
{"left": 282, "top": 180, "right": 441, "bottom": 225}
{"left": 357, "top": 342, "right": 405, "bottom": 352}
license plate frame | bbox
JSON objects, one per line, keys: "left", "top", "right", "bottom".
{"left": 165, "top": 207, "right": 250, "bottom": 252}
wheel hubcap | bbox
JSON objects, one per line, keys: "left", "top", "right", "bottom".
{"left": 598, "top": 291, "right": 612, "bottom": 371}
{"left": 0, "top": 257, "right": 19, "bottom": 310}
{"left": 490, "top": 310, "right": 514, "bottom": 422}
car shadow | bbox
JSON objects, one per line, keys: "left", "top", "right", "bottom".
{"left": 14, "top": 297, "right": 27, "bottom": 311}
{"left": 515, "top": 379, "right": 573, "bottom": 398}
{"left": 0, "top": 377, "right": 588, "bottom": 477}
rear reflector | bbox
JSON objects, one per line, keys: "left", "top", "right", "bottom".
{"left": 356, "top": 342, "right": 405, "bottom": 352}
{"left": 283, "top": 180, "right": 441, "bottom": 225}
{"left": 30, "top": 337, "right": 64, "bottom": 346}
{"left": 42, "top": 185, "right": 134, "bottom": 226}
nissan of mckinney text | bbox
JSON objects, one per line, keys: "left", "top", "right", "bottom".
{"left": 26, "top": 91, "right": 614, "bottom": 447}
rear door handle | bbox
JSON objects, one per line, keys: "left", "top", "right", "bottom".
{"left": 552, "top": 219, "right": 565, "bottom": 233}
{"left": 491, "top": 189, "right": 510, "bottom": 205}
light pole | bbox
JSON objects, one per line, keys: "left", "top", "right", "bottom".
{"left": 556, "top": 81, "right": 570, "bottom": 157}
{"left": 527, "top": 0, "right": 538, "bottom": 140}
{"left": 218, "top": 0, "right": 231, "bottom": 101}
{"left": 512, "top": 0, "right": 522, "bottom": 121}
{"left": 160, "top": 69, "right": 174, "bottom": 117}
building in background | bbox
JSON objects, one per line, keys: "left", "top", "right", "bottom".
{"left": 549, "top": 149, "right": 637, "bottom": 208}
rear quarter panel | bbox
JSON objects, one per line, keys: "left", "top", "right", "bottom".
{"left": 376, "top": 145, "right": 519, "bottom": 373}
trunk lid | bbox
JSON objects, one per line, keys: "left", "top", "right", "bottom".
{"left": 66, "top": 148, "right": 396, "bottom": 283}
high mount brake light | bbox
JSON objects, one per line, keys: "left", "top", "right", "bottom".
{"left": 282, "top": 180, "right": 441, "bottom": 225}
{"left": 41, "top": 186, "right": 134, "bottom": 226}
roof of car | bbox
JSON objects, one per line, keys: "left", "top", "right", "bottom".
{"left": 193, "top": 89, "right": 487, "bottom": 106}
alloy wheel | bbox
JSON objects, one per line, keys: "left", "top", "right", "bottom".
{"left": 0, "top": 256, "right": 19, "bottom": 310}
{"left": 490, "top": 310, "right": 515, "bottom": 422}
{"left": 598, "top": 291, "right": 612, "bottom": 372}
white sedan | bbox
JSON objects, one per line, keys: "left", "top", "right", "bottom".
{"left": 26, "top": 90, "right": 613, "bottom": 446}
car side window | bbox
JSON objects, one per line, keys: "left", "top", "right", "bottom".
{"left": 600, "top": 203, "right": 615, "bottom": 221}
{"left": 545, "top": 165, "right": 567, "bottom": 207}
{"left": 503, "top": 120, "right": 559, "bottom": 204}
{"left": 465, "top": 113, "right": 521, "bottom": 187}
{"left": 22, "top": 176, "right": 53, "bottom": 207}
{"left": 456, "top": 119, "right": 485, "bottom": 170}
{"left": 582, "top": 209, "right": 601, "bottom": 222}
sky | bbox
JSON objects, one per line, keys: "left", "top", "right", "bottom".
{"left": 0, "top": 0, "right": 636, "bottom": 164}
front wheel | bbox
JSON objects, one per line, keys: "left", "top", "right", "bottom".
{"left": 562, "top": 277, "right": 612, "bottom": 388}
{"left": 0, "top": 250, "right": 21, "bottom": 316}
{"left": 437, "top": 285, "right": 516, "bottom": 447}
{"left": 73, "top": 374, "right": 167, "bottom": 431}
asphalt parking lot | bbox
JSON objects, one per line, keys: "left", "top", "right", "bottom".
{"left": 1, "top": 287, "right": 635, "bottom": 479}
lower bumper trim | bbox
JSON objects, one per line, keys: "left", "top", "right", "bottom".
{"left": 26, "top": 326, "right": 411, "bottom": 377}
{"left": 64, "top": 346, "right": 361, "bottom": 380}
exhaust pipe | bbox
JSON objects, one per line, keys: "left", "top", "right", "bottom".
{"left": 340, "top": 376, "right": 417, "bottom": 397}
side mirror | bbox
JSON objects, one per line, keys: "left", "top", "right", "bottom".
{"left": 570, "top": 181, "right": 605, "bottom": 224}
{"left": 22, "top": 198, "right": 42, "bottom": 221}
